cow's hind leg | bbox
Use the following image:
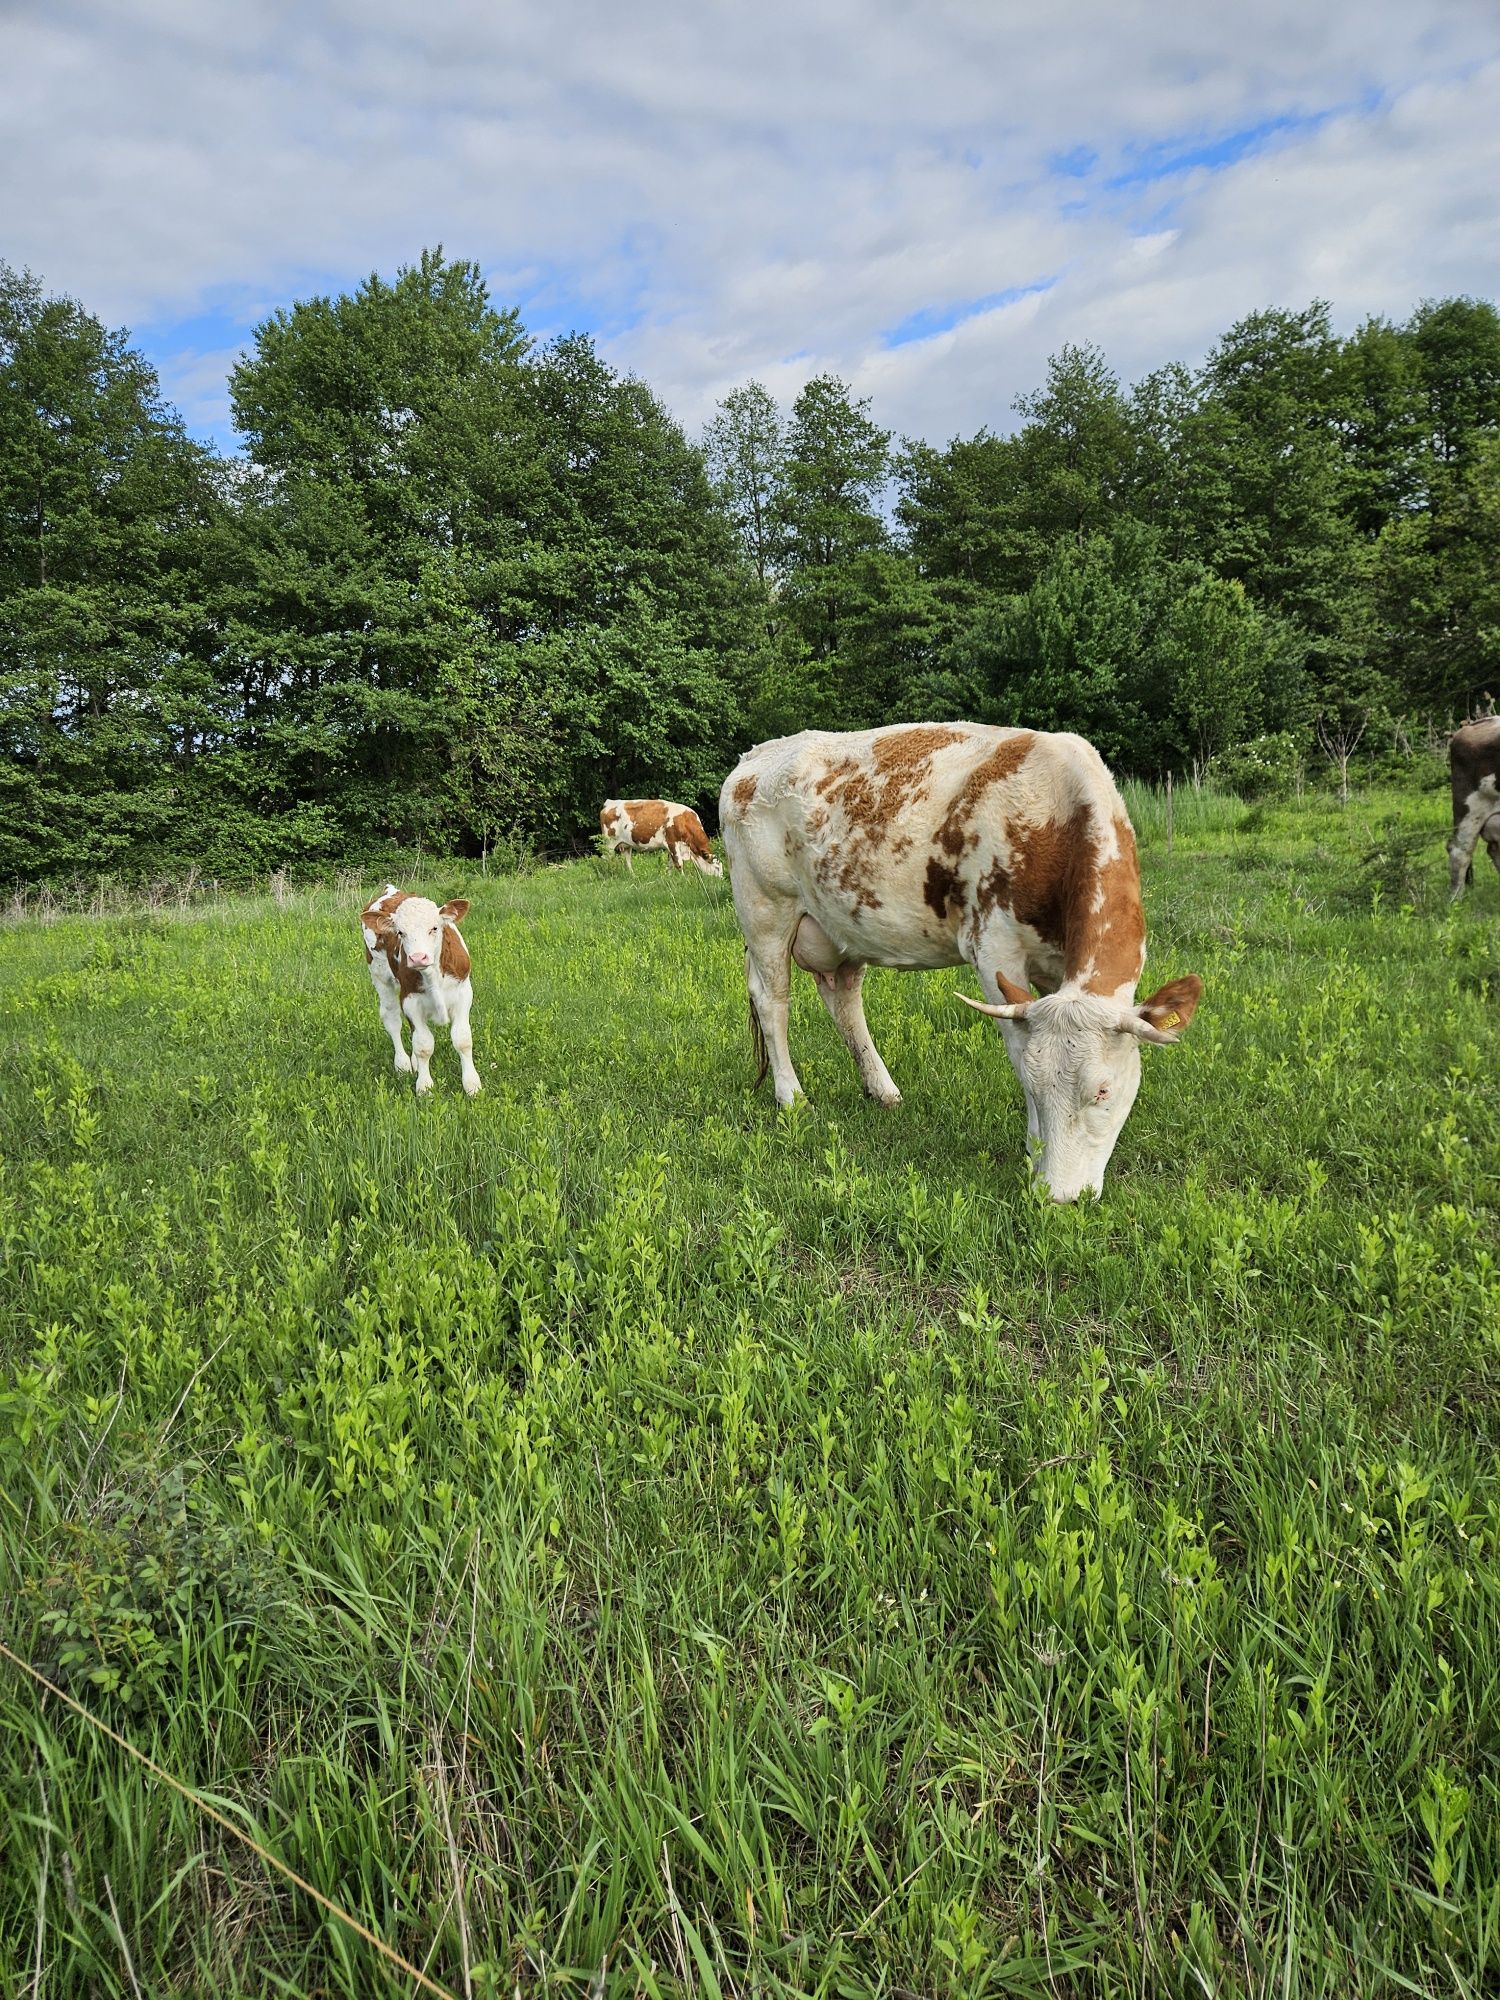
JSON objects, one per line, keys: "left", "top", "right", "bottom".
{"left": 1450, "top": 780, "right": 1500, "bottom": 899}
{"left": 735, "top": 896, "right": 804, "bottom": 1105}
{"left": 793, "top": 919, "right": 900, "bottom": 1105}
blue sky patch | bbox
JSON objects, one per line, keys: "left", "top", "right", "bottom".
{"left": 881, "top": 278, "right": 1058, "bottom": 349}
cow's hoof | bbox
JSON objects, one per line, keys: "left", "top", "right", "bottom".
{"left": 414, "top": 1078, "right": 435, "bottom": 1096}
{"left": 393, "top": 1054, "right": 413, "bottom": 1074}
{"left": 869, "top": 1087, "right": 902, "bottom": 1107}
{"left": 463, "top": 1078, "right": 483, "bottom": 1098}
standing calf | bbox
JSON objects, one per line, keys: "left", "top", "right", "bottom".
{"left": 600, "top": 798, "right": 723, "bottom": 876}
{"left": 360, "top": 886, "right": 482, "bottom": 1096}
{"left": 1448, "top": 717, "right": 1500, "bottom": 900}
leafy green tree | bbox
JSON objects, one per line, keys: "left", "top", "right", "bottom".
{"left": 1374, "top": 432, "right": 1500, "bottom": 715}
{"left": 1008, "top": 343, "right": 1136, "bottom": 559}
{"left": 0, "top": 263, "right": 223, "bottom": 878}
{"left": 776, "top": 376, "right": 890, "bottom": 672}
{"left": 896, "top": 428, "right": 1026, "bottom": 604}
{"left": 1408, "top": 296, "right": 1500, "bottom": 468}
{"left": 703, "top": 381, "right": 786, "bottom": 598}
{"left": 225, "top": 258, "right": 756, "bottom": 851}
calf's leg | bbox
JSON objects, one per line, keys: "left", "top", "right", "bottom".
{"left": 404, "top": 995, "right": 438, "bottom": 1093}
{"left": 372, "top": 971, "right": 412, "bottom": 1074}
{"left": 449, "top": 981, "right": 482, "bottom": 1097}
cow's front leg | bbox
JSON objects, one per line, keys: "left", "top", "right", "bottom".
{"left": 449, "top": 981, "right": 482, "bottom": 1097}
{"left": 374, "top": 977, "right": 412, "bottom": 1073}
{"left": 814, "top": 964, "right": 901, "bottom": 1106}
{"left": 403, "top": 995, "right": 437, "bottom": 1093}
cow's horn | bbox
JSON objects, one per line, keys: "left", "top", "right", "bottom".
{"left": 955, "top": 991, "right": 1030, "bottom": 1020}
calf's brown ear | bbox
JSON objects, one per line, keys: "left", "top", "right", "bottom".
{"left": 1134, "top": 973, "right": 1203, "bottom": 1037}
{"left": 439, "top": 899, "right": 470, "bottom": 923}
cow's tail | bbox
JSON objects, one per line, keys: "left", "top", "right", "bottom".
{"left": 747, "top": 951, "right": 770, "bottom": 1090}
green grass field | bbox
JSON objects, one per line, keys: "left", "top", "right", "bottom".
{"left": 2, "top": 776, "right": 1498, "bottom": 1998}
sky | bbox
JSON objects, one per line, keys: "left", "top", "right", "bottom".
{"left": 4, "top": 1, "right": 1499, "bottom": 454}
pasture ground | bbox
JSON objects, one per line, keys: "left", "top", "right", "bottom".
{"left": 1, "top": 777, "right": 1498, "bottom": 1998}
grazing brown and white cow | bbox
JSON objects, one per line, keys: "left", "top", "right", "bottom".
{"left": 600, "top": 798, "right": 723, "bottom": 877}
{"left": 360, "top": 885, "right": 482, "bottom": 1097}
{"left": 1447, "top": 716, "right": 1500, "bottom": 900}
{"left": 719, "top": 723, "right": 1201, "bottom": 1202}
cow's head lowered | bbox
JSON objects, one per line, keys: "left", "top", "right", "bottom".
{"left": 958, "top": 973, "right": 1202, "bottom": 1201}
{"left": 386, "top": 894, "right": 469, "bottom": 970}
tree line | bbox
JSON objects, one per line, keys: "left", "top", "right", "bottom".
{"left": 3, "top": 249, "right": 1498, "bottom": 881}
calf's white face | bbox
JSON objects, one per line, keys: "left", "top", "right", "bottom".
{"left": 389, "top": 894, "right": 445, "bottom": 969}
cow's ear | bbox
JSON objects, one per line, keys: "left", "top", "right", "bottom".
{"left": 1123, "top": 974, "right": 1202, "bottom": 1044}
{"left": 439, "top": 899, "right": 470, "bottom": 924}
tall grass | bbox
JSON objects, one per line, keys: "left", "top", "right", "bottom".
{"left": 2, "top": 781, "right": 1497, "bottom": 1996}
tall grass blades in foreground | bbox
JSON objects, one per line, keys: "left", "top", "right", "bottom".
{"left": 2, "top": 783, "right": 1498, "bottom": 1997}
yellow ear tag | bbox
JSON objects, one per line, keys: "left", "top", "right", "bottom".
{"left": 1160, "top": 1009, "right": 1181, "bottom": 1029}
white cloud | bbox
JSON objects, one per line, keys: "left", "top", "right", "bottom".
{"left": 3, "top": 1, "right": 1496, "bottom": 445}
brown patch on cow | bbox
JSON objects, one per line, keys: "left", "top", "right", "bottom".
{"left": 923, "top": 857, "right": 965, "bottom": 920}
{"left": 870, "top": 725, "right": 965, "bottom": 791}
{"left": 731, "top": 773, "right": 758, "bottom": 811}
{"left": 1075, "top": 816, "right": 1146, "bottom": 993}
{"left": 625, "top": 800, "right": 668, "bottom": 844}
{"left": 807, "top": 806, "right": 829, "bottom": 833}
{"left": 838, "top": 726, "right": 965, "bottom": 842}
{"left": 360, "top": 891, "right": 405, "bottom": 965}
{"left": 439, "top": 921, "right": 471, "bottom": 981}
{"left": 932, "top": 732, "right": 1035, "bottom": 857}
{"left": 810, "top": 727, "right": 968, "bottom": 915}
{"left": 972, "top": 806, "right": 1145, "bottom": 995}
{"left": 668, "top": 808, "right": 713, "bottom": 863}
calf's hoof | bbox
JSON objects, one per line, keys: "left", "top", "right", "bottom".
{"left": 393, "top": 1053, "right": 413, "bottom": 1074}
{"left": 463, "top": 1077, "right": 484, "bottom": 1098}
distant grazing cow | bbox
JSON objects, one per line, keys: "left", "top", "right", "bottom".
{"left": 1447, "top": 717, "right": 1500, "bottom": 900}
{"left": 719, "top": 723, "right": 1201, "bottom": 1202}
{"left": 600, "top": 798, "right": 723, "bottom": 876}
{"left": 360, "top": 885, "right": 482, "bottom": 1096}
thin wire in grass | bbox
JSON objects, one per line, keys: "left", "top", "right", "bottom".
{"left": 0, "top": 1640, "right": 458, "bottom": 2000}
